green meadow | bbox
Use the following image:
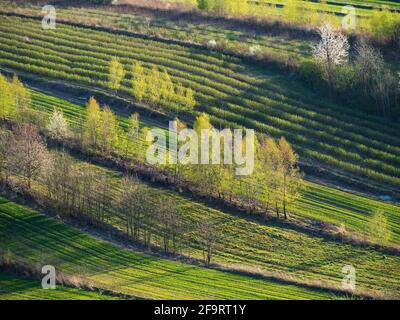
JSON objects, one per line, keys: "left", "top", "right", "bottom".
{"left": 0, "top": 197, "right": 337, "bottom": 300}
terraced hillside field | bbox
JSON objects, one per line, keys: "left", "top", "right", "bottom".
{"left": 0, "top": 15, "right": 399, "bottom": 196}
{"left": 0, "top": 1, "right": 315, "bottom": 63}
{"left": 119, "top": 0, "right": 400, "bottom": 30}
{"left": 0, "top": 197, "right": 337, "bottom": 300}
{"left": 3, "top": 107, "right": 398, "bottom": 299}
{"left": 1, "top": 0, "right": 399, "bottom": 67}
{"left": 28, "top": 87, "right": 400, "bottom": 243}
{"left": 0, "top": 273, "right": 120, "bottom": 300}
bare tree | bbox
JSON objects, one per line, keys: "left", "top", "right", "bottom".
{"left": 44, "top": 152, "right": 75, "bottom": 215}
{"left": 354, "top": 40, "right": 384, "bottom": 94}
{"left": 140, "top": 195, "right": 155, "bottom": 251}
{"left": 354, "top": 40, "right": 398, "bottom": 117}
{"left": 313, "top": 23, "right": 349, "bottom": 89}
{"left": 119, "top": 176, "right": 144, "bottom": 242}
{"left": 80, "top": 166, "right": 97, "bottom": 223}
{"left": 197, "top": 218, "right": 219, "bottom": 266}
{"left": 93, "top": 172, "right": 112, "bottom": 225}
{"left": 157, "top": 198, "right": 180, "bottom": 254}
{"left": 6, "top": 124, "right": 51, "bottom": 191}
{"left": 372, "top": 70, "right": 397, "bottom": 118}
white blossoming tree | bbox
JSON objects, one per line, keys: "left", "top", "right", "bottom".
{"left": 47, "top": 109, "right": 69, "bottom": 139}
{"left": 207, "top": 39, "right": 217, "bottom": 49}
{"left": 313, "top": 23, "right": 349, "bottom": 89}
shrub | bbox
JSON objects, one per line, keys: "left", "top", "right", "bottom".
{"left": 298, "top": 60, "right": 323, "bottom": 87}
{"left": 333, "top": 64, "right": 356, "bottom": 93}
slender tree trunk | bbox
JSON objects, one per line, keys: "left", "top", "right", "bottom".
{"left": 207, "top": 244, "right": 211, "bottom": 266}
{"left": 283, "top": 174, "right": 287, "bottom": 220}
{"left": 275, "top": 201, "right": 279, "bottom": 219}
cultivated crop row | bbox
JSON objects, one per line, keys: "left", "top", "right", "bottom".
{"left": 0, "top": 16, "right": 399, "bottom": 189}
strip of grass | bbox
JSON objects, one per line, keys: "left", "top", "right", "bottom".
{"left": 1, "top": 0, "right": 398, "bottom": 39}
{"left": 295, "top": 181, "right": 400, "bottom": 243}
{"left": 65, "top": 159, "right": 400, "bottom": 297}
{"left": 0, "top": 273, "right": 120, "bottom": 300}
{"left": 0, "top": 197, "right": 337, "bottom": 300}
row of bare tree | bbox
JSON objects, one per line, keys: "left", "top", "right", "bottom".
{"left": 0, "top": 123, "right": 220, "bottom": 265}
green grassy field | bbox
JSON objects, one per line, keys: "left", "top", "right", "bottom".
{"left": 64, "top": 159, "right": 400, "bottom": 297}
{"left": 0, "top": 14, "right": 399, "bottom": 194}
{"left": 295, "top": 181, "right": 400, "bottom": 243}
{"left": 0, "top": 273, "right": 120, "bottom": 300}
{"left": 0, "top": 197, "right": 338, "bottom": 300}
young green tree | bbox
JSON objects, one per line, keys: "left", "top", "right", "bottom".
{"left": 7, "top": 75, "right": 19, "bottom": 119}
{"left": 0, "top": 128, "right": 10, "bottom": 182}
{"left": 125, "top": 112, "right": 140, "bottom": 156}
{"left": 146, "top": 66, "right": 161, "bottom": 105}
{"left": 277, "top": 137, "right": 303, "bottom": 220}
{"left": 129, "top": 112, "right": 140, "bottom": 138}
{"left": 197, "top": 0, "right": 213, "bottom": 11}
{"left": 174, "top": 81, "right": 186, "bottom": 111}
{"left": 172, "top": 117, "right": 187, "bottom": 183}
{"left": 194, "top": 112, "right": 213, "bottom": 134}
{"left": 160, "top": 69, "right": 174, "bottom": 103}
{"left": 193, "top": 112, "right": 212, "bottom": 171}
{"left": 108, "top": 57, "right": 125, "bottom": 90}
{"left": 11, "top": 74, "right": 30, "bottom": 112}
{"left": 99, "top": 106, "right": 118, "bottom": 154}
{"left": 139, "top": 126, "right": 152, "bottom": 161}
{"left": 253, "top": 137, "right": 277, "bottom": 214}
{"left": 83, "top": 97, "right": 102, "bottom": 150}
{"left": 369, "top": 208, "right": 391, "bottom": 245}
{"left": 185, "top": 87, "right": 196, "bottom": 110}
{"left": 192, "top": 113, "right": 222, "bottom": 195}
{"left": 264, "top": 137, "right": 282, "bottom": 217}
{"left": 0, "top": 73, "right": 10, "bottom": 120}
{"left": 131, "top": 62, "right": 146, "bottom": 102}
